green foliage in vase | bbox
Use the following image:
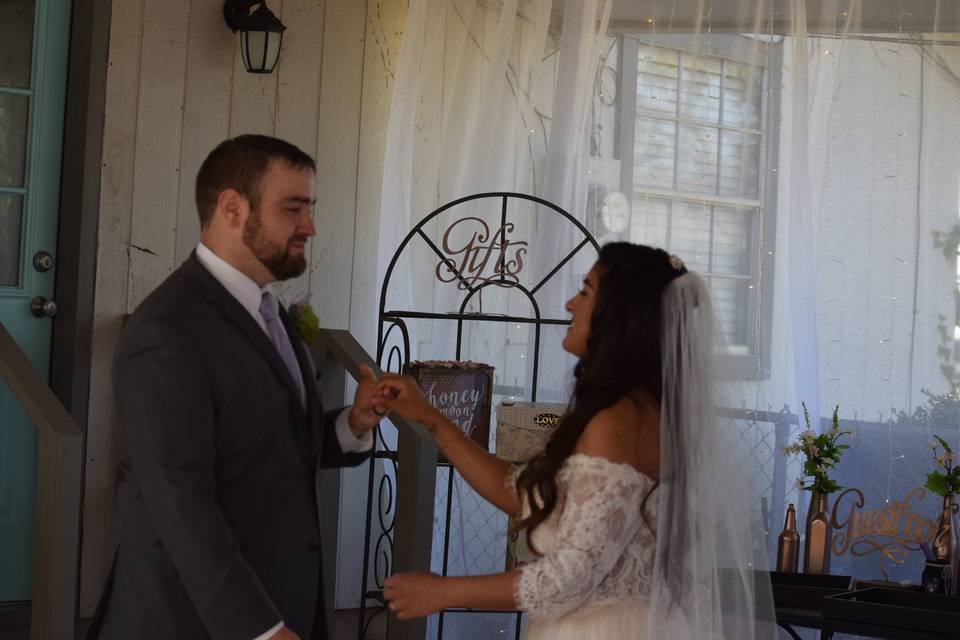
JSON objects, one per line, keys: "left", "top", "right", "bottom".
{"left": 925, "top": 435, "right": 960, "bottom": 497}
{"left": 783, "top": 404, "right": 851, "bottom": 495}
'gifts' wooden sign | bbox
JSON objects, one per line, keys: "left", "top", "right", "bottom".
{"left": 404, "top": 361, "right": 494, "bottom": 453}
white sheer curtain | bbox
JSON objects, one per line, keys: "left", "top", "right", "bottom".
{"left": 611, "top": 0, "right": 960, "bottom": 600}
{"left": 375, "top": 0, "right": 611, "bottom": 389}
{"left": 785, "top": 15, "right": 960, "bottom": 589}
{"left": 373, "top": 2, "right": 612, "bottom": 637}
{"left": 370, "top": 0, "right": 960, "bottom": 636}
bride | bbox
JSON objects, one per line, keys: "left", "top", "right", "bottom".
{"left": 373, "top": 243, "right": 775, "bottom": 639}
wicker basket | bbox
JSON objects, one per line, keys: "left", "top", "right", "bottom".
{"left": 495, "top": 401, "right": 566, "bottom": 463}
{"left": 497, "top": 401, "right": 566, "bottom": 569}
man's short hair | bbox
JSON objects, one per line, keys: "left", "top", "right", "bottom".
{"left": 195, "top": 135, "right": 316, "bottom": 228}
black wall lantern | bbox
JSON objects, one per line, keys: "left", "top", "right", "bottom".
{"left": 223, "top": 1, "right": 287, "bottom": 74}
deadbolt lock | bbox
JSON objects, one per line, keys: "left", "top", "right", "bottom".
{"left": 33, "top": 251, "right": 54, "bottom": 273}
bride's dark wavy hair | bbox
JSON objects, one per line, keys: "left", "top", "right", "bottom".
{"left": 515, "top": 243, "right": 686, "bottom": 550}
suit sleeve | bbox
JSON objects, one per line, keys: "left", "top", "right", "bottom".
{"left": 318, "top": 407, "right": 372, "bottom": 468}
{"left": 112, "top": 320, "right": 281, "bottom": 640}
{"left": 300, "top": 340, "right": 372, "bottom": 469}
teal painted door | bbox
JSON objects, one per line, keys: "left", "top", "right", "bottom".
{"left": 0, "top": 0, "right": 71, "bottom": 601}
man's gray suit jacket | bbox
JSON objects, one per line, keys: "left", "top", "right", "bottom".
{"left": 91, "top": 253, "right": 370, "bottom": 639}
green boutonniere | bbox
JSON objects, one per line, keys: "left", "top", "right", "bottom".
{"left": 289, "top": 300, "right": 320, "bottom": 345}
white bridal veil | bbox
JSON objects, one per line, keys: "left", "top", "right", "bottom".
{"left": 651, "top": 272, "right": 776, "bottom": 639}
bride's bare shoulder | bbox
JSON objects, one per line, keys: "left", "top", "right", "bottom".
{"left": 573, "top": 395, "right": 659, "bottom": 472}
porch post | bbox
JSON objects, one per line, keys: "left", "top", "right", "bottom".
{"left": 387, "top": 425, "right": 437, "bottom": 640}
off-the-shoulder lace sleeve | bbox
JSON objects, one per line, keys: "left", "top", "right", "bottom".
{"left": 515, "top": 454, "right": 652, "bottom": 619}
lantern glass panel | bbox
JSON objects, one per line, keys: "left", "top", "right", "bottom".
{"left": 240, "top": 29, "right": 282, "bottom": 73}
{"left": 240, "top": 31, "right": 252, "bottom": 70}
{"left": 242, "top": 30, "right": 263, "bottom": 71}
{"left": 265, "top": 32, "right": 281, "bottom": 71}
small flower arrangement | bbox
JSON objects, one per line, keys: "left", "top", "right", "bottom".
{"left": 288, "top": 298, "right": 321, "bottom": 345}
{"left": 925, "top": 435, "right": 960, "bottom": 497}
{"left": 783, "top": 403, "right": 851, "bottom": 495}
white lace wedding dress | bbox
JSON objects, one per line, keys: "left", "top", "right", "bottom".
{"left": 511, "top": 453, "right": 658, "bottom": 639}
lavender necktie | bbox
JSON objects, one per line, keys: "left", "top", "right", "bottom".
{"left": 259, "top": 291, "right": 305, "bottom": 406}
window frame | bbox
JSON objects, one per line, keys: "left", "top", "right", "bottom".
{"left": 616, "top": 33, "right": 781, "bottom": 380}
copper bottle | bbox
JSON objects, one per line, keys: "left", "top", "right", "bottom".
{"left": 776, "top": 504, "right": 800, "bottom": 573}
{"left": 949, "top": 500, "right": 959, "bottom": 595}
{"left": 933, "top": 494, "right": 954, "bottom": 562}
{"left": 804, "top": 492, "right": 832, "bottom": 575}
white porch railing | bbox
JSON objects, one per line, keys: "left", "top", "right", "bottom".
{"left": 0, "top": 321, "right": 83, "bottom": 640}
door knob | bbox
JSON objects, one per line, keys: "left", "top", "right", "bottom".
{"left": 30, "top": 297, "right": 58, "bottom": 318}
{"left": 33, "top": 251, "right": 54, "bottom": 272}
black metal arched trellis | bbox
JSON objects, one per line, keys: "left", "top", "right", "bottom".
{"left": 358, "top": 192, "right": 599, "bottom": 640}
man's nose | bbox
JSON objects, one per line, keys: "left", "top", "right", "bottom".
{"left": 300, "top": 211, "right": 317, "bottom": 236}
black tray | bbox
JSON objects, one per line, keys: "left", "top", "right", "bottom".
{"left": 769, "top": 572, "right": 854, "bottom": 609}
{"left": 822, "top": 587, "right": 960, "bottom": 634}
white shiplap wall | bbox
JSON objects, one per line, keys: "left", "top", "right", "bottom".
{"left": 81, "top": 0, "right": 404, "bottom": 614}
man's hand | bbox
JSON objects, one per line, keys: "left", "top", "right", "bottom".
{"left": 348, "top": 364, "right": 388, "bottom": 436}
{"left": 384, "top": 571, "right": 449, "bottom": 620}
{"left": 267, "top": 626, "right": 301, "bottom": 640}
{"left": 371, "top": 374, "right": 441, "bottom": 428}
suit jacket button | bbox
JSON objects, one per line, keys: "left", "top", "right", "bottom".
{"left": 306, "top": 542, "right": 319, "bottom": 552}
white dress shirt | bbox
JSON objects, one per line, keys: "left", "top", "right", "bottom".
{"left": 195, "top": 242, "right": 372, "bottom": 640}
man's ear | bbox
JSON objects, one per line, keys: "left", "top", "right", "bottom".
{"left": 216, "top": 188, "right": 247, "bottom": 229}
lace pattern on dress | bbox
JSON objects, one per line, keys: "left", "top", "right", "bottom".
{"left": 514, "top": 454, "right": 657, "bottom": 620}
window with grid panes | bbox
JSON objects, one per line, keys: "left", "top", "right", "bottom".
{"left": 623, "top": 36, "right": 778, "bottom": 377}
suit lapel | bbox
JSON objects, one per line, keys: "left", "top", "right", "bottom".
{"left": 280, "top": 307, "right": 325, "bottom": 454}
{"left": 181, "top": 254, "right": 307, "bottom": 419}
{"left": 223, "top": 304, "right": 308, "bottom": 418}
{"left": 280, "top": 306, "right": 319, "bottom": 417}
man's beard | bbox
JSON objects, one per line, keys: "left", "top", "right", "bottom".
{"left": 242, "top": 209, "right": 308, "bottom": 281}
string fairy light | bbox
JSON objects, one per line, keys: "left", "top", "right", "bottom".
{"left": 818, "top": 0, "right": 851, "bottom": 454}
{"left": 879, "top": 1, "right": 910, "bottom": 508}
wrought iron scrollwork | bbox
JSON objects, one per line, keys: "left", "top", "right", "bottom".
{"left": 357, "top": 318, "right": 409, "bottom": 638}
{"left": 359, "top": 193, "right": 599, "bottom": 640}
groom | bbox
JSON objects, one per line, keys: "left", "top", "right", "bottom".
{"left": 91, "top": 135, "right": 384, "bottom": 640}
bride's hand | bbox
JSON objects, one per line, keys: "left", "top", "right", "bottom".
{"left": 383, "top": 571, "right": 448, "bottom": 620}
{"left": 372, "top": 374, "right": 440, "bottom": 427}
